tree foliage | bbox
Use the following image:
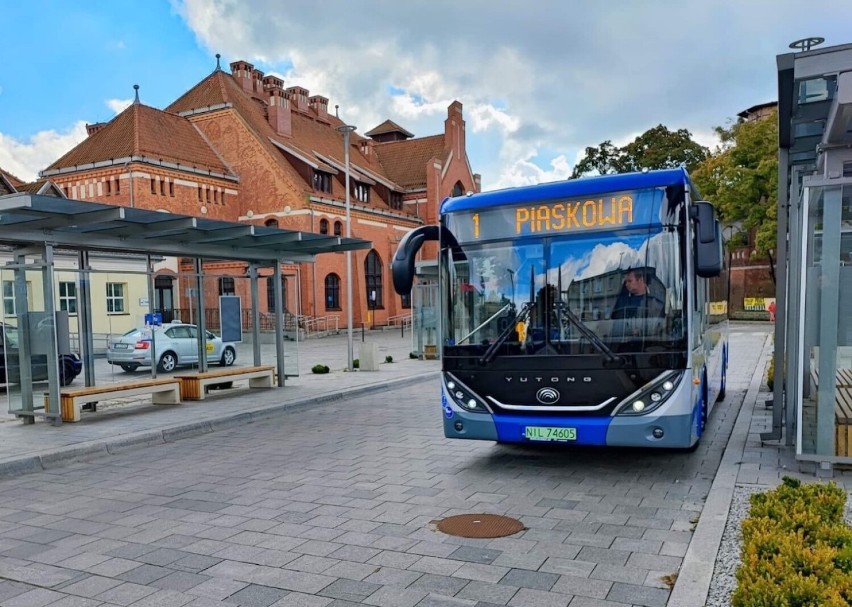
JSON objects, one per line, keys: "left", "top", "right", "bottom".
{"left": 571, "top": 125, "right": 709, "bottom": 179}
{"left": 691, "top": 110, "right": 778, "bottom": 255}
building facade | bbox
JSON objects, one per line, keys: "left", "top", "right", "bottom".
{"left": 39, "top": 58, "right": 480, "bottom": 330}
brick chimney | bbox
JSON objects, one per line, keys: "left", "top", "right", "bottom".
{"left": 444, "top": 101, "right": 465, "bottom": 160}
{"left": 309, "top": 95, "right": 328, "bottom": 120}
{"left": 86, "top": 122, "right": 106, "bottom": 136}
{"left": 230, "top": 60, "right": 255, "bottom": 94}
{"left": 251, "top": 68, "right": 264, "bottom": 94}
{"left": 263, "top": 76, "right": 291, "bottom": 137}
{"left": 359, "top": 138, "right": 374, "bottom": 158}
{"left": 286, "top": 86, "right": 309, "bottom": 112}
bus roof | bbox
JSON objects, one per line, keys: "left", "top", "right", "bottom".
{"left": 441, "top": 168, "right": 693, "bottom": 214}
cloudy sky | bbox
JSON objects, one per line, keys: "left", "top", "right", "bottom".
{"left": 1, "top": 1, "right": 850, "bottom": 189}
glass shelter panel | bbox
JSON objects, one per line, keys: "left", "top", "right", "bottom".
{"left": 798, "top": 183, "right": 852, "bottom": 459}
{"left": 1, "top": 266, "right": 60, "bottom": 420}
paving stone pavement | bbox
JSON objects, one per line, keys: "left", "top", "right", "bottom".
{"left": 0, "top": 322, "right": 809, "bottom": 607}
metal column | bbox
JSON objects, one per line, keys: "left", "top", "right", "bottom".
{"left": 249, "top": 264, "right": 261, "bottom": 366}
{"left": 273, "top": 262, "right": 286, "bottom": 386}
{"left": 194, "top": 258, "right": 208, "bottom": 373}
{"left": 77, "top": 250, "right": 95, "bottom": 387}
{"left": 41, "top": 245, "right": 60, "bottom": 425}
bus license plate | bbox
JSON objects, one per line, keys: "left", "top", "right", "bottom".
{"left": 525, "top": 426, "right": 577, "bottom": 442}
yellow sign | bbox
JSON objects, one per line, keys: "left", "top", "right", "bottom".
{"left": 744, "top": 297, "right": 767, "bottom": 311}
{"left": 709, "top": 301, "right": 727, "bottom": 315}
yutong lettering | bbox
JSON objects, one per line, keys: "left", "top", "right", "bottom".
{"left": 506, "top": 376, "right": 593, "bottom": 383}
{"left": 515, "top": 196, "right": 633, "bottom": 234}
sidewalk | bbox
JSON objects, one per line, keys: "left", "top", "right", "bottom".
{"left": 0, "top": 329, "right": 439, "bottom": 476}
{"left": 670, "top": 322, "right": 852, "bottom": 606}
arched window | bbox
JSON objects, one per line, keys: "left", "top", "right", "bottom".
{"left": 325, "top": 274, "right": 341, "bottom": 310}
{"left": 364, "top": 250, "right": 383, "bottom": 309}
{"left": 452, "top": 181, "right": 465, "bottom": 197}
{"left": 333, "top": 221, "right": 343, "bottom": 236}
{"left": 319, "top": 219, "right": 329, "bottom": 234}
{"left": 265, "top": 218, "right": 279, "bottom": 228}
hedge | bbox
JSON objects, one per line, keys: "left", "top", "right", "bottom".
{"left": 732, "top": 476, "right": 852, "bottom": 606}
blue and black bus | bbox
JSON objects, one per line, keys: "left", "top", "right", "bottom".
{"left": 392, "top": 168, "right": 727, "bottom": 449}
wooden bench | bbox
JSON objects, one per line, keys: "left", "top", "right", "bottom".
{"left": 810, "top": 367, "right": 852, "bottom": 392}
{"left": 175, "top": 365, "right": 275, "bottom": 401}
{"left": 835, "top": 388, "right": 852, "bottom": 457}
{"left": 45, "top": 378, "right": 181, "bottom": 423}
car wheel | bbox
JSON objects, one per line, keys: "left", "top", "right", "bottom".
{"left": 158, "top": 352, "right": 178, "bottom": 373}
{"left": 59, "top": 361, "right": 76, "bottom": 387}
{"left": 220, "top": 347, "right": 236, "bottom": 367}
{"left": 120, "top": 364, "right": 140, "bottom": 373}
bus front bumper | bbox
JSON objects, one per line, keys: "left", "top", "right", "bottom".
{"left": 443, "top": 407, "right": 696, "bottom": 449}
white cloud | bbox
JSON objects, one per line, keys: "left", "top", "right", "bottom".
{"left": 0, "top": 122, "right": 88, "bottom": 182}
{"left": 106, "top": 98, "right": 133, "bottom": 114}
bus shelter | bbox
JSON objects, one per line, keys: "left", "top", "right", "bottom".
{"left": 774, "top": 43, "right": 852, "bottom": 471}
{"left": 0, "top": 192, "right": 371, "bottom": 425}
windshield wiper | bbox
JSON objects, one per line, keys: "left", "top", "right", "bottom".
{"left": 555, "top": 302, "right": 623, "bottom": 364}
{"left": 479, "top": 301, "right": 533, "bottom": 365}
{"left": 458, "top": 303, "right": 511, "bottom": 345}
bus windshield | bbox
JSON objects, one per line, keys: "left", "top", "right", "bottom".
{"left": 441, "top": 227, "right": 686, "bottom": 357}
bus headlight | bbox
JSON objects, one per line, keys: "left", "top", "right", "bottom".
{"left": 615, "top": 371, "right": 684, "bottom": 416}
{"left": 442, "top": 373, "right": 489, "bottom": 413}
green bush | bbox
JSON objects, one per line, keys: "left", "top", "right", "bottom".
{"left": 353, "top": 358, "right": 360, "bottom": 369}
{"left": 385, "top": 355, "right": 393, "bottom": 363}
{"left": 311, "top": 364, "right": 330, "bottom": 374}
{"left": 409, "top": 352, "right": 418, "bottom": 359}
{"left": 732, "top": 476, "right": 852, "bottom": 606}
{"left": 766, "top": 355, "right": 775, "bottom": 391}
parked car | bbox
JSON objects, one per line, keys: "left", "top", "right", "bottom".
{"left": 107, "top": 321, "right": 237, "bottom": 373}
{"left": 0, "top": 323, "right": 82, "bottom": 387}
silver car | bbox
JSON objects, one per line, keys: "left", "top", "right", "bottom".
{"left": 107, "top": 322, "right": 237, "bottom": 373}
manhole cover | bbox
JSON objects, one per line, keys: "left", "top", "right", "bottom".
{"left": 435, "top": 514, "right": 525, "bottom": 538}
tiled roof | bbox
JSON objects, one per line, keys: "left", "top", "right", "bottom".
{"left": 365, "top": 120, "right": 414, "bottom": 138}
{"left": 45, "top": 103, "right": 234, "bottom": 176}
{"left": 168, "top": 71, "right": 407, "bottom": 205}
{"left": 0, "top": 167, "right": 24, "bottom": 187}
{"left": 15, "top": 180, "right": 65, "bottom": 197}
{"left": 374, "top": 135, "right": 447, "bottom": 189}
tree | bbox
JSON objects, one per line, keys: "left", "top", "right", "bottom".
{"left": 691, "top": 110, "right": 778, "bottom": 256}
{"left": 571, "top": 125, "right": 709, "bottom": 179}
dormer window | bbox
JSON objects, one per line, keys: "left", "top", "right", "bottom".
{"left": 352, "top": 182, "right": 370, "bottom": 203}
{"left": 389, "top": 191, "right": 403, "bottom": 210}
{"left": 313, "top": 170, "right": 332, "bottom": 193}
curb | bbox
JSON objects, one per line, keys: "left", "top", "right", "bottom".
{"left": 0, "top": 371, "right": 438, "bottom": 479}
{"left": 667, "top": 333, "right": 773, "bottom": 606}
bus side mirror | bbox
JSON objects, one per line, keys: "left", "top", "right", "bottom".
{"left": 392, "top": 225, "right": 439, "bottom": 294}
{"left": 691, "top": 202, "right": 723, "bottom": 277}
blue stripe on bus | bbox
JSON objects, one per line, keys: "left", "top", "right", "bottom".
{"left": 492, "top": 414, "right": 611, "bottom": 446}
{"left": 441, "top": 168, "right": 691, "bottom": 213}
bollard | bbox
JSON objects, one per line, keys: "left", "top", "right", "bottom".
{"left": 362, "top": 323, "right": 365, "bottom": 342}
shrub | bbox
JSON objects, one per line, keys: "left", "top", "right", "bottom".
{"left": 409, "top": 352, "right": 418, "bottom": 359}
{"left": 353, "top": 358, "right": 360, "bottom": 369}
{"left": 385, "top": 355, "right": 393, "bottom": 363}
{"left": 766, "top": 354, "right": 775, "bottom": 391}
{"left": 311, "top": 364, "right": 330, "bottom": 374}
{"left": 732, "top": 476, "right": 852, "bottom": 606}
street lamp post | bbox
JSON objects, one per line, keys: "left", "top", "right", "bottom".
{"left": 336, "top": 124, "right": 357, "bottom": 371}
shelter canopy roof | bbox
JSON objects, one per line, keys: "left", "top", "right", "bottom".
{"left": 0, "top": 193, "right": 372, "bottom": 263}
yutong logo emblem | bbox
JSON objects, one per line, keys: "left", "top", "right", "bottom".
{"left": 536, "top": 387, "right": 560, "bottom": 405}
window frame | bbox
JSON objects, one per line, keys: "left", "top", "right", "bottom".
{"left": 106, "top": 282, "right": 127, "bottom": 314}
{"left": 325, "top": 273, "right": 341, "bottom": 310}
{"left": 59, "top": 281, "right": 78, "bottom": 314}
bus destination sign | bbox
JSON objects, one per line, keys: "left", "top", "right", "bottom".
{"left": 446, "top": 190, "right": 658, "bottom": 243}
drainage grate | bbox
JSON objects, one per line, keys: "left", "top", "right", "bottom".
{"left": 435, "top": 514, "right": 525, "bottom": 538}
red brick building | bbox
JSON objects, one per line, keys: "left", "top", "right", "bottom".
{"left": 40, "top": 58, "right": 480, "bottom": 328}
